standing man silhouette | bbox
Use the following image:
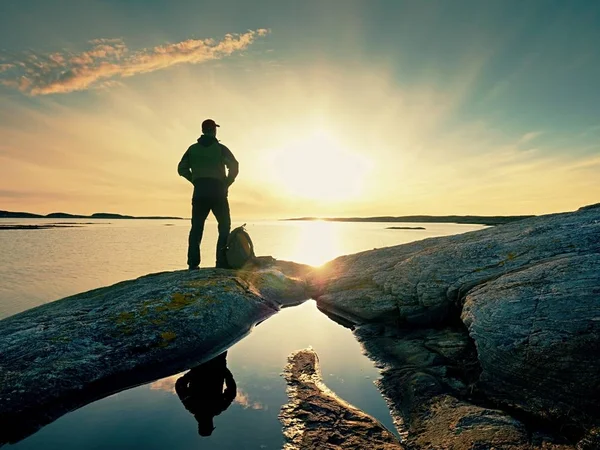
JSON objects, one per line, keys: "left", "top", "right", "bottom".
{"left": 175, "top": 352, "right": 237, "bottom": 437}
{"left": 178, "top": 119, "right": 239, "bottom": 269}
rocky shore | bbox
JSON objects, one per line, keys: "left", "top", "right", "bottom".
{"left": 310, "top": 203, "right": 600, "bottom": 449}
{"left": 279, "top": 348, "right": 404, "bottom": 450}
{"left": 0, "top": 261, "right": 311, "bottom": 445}
{"left": 1, "top": 204, "right": 598, "bottom": 448}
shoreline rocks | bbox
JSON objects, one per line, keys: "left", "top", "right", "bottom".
{"left": 0, "top": 262, "right": 311, "bottom": 446}
{"left": 311, "top": 204, "right": 600, "bottom": 448}
{"left": 279, "top": 348, "right": 404, "bottom": 450}
{"left": 462, "top": 254, "right": 600, "bottom": 423}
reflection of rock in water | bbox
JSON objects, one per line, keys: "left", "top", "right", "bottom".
{"left": 279, "top": 348, "right": 404, "bottom": 450}
{"left": 175, "top": 351, "right": 236, "bottom": 437}
{"left": 355, "top": 325, "right": 533, "bottom": 449}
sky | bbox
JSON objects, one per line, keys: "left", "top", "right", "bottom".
{"left": 0, "top": 0, "right": 599, "bottom": 219}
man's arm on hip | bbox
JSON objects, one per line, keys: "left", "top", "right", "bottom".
{"left": 221, "top": 144, "right": 239, "bottom": 186}
{"left": 177, "top": 148, "right": 193, "bottom": 184}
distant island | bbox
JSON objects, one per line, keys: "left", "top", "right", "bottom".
{"left": 283, "top": 215, "right": 535, "bottom": 226}
{"left": 386, "top": 226, "right": 426, "bottom": 230}
{"left": 0, "top": 210, "right": 184, "bottom": 220}
{"left": 0, "top": 224, "right": 85, "bottom": 230}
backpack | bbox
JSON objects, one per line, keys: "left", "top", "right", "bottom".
{"left": 226, "top": 224, "right": 256, "bottom": 269}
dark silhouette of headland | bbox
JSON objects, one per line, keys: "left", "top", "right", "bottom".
{"left": 0, "top": 210, "right": 183, "bottom": 220}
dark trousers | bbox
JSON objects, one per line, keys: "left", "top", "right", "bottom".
{"left": 187, "top": 194, "right": 231, "bottom": 267}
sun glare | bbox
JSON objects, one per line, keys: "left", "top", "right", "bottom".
{"left": 263, "top": 130, "right": 372, "bottom": 202}
{"left": 287, "top": 220, "right": 341, "bottom": 266}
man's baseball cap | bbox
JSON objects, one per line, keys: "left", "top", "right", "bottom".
{"left": 202, "top": 119, "right": 220, "bottom": 131}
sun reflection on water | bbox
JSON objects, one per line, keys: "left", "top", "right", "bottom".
{"left": 286, "top": 221, "right": 341, "bottom": 267}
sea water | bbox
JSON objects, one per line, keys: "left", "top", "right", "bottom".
{"left": 0, "top": 218, "right": 484, "bottom": 449}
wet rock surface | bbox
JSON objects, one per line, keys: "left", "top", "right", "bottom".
{"left": 280, "top": 348, "right": 404, "bottom": 450}
{"left": 0, "top": 261, "right": 310, "bottom": 445}
{"left": 312, "top": 204, "right": 600, "bottom": 448}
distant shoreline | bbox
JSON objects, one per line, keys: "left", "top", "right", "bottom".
{"left": 0, "top": 210, "right": 184, "bottom": 220}
{"left": 0, "top": 224, "right": 84, "bottom": 230}
{"left": 1, "top": 210, "right": 536, "bottom": 226}
{"left": 283, "top": 215, "right": 535, "bottom": 226}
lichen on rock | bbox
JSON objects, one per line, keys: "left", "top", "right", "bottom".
{"left": 0, "top": 261, "right": 311, "bottom": 446}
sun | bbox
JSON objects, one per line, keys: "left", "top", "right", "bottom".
{"left": 263, "top": 130, "right": 372, "bottom": 202}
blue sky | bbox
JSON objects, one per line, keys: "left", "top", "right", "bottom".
{"left": 0, "top": 0, "right": 598, "bottom": 217}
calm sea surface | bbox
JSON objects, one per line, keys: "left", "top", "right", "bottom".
{"left": 0, "top": 219, "right": 484, "bottom": 449}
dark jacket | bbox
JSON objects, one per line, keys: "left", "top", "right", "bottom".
{"left": 178, "top": 135, "right": 239, "bottom": 197}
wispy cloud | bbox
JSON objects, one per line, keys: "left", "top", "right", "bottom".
{"left": 149, "top": 374, "right": 179, "bottom": 393}
{"left": 0, "top": 29, "right": 269, "bottom": 95}
{"left": 518, "top": 131, "right": 543, "bottom": 144}
{"left": 234, "top": 389, "right": 265, "bottom": 410}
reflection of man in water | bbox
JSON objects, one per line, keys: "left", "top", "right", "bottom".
{"left": 175, "top": 352, "right": 237, "bottom": 436}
